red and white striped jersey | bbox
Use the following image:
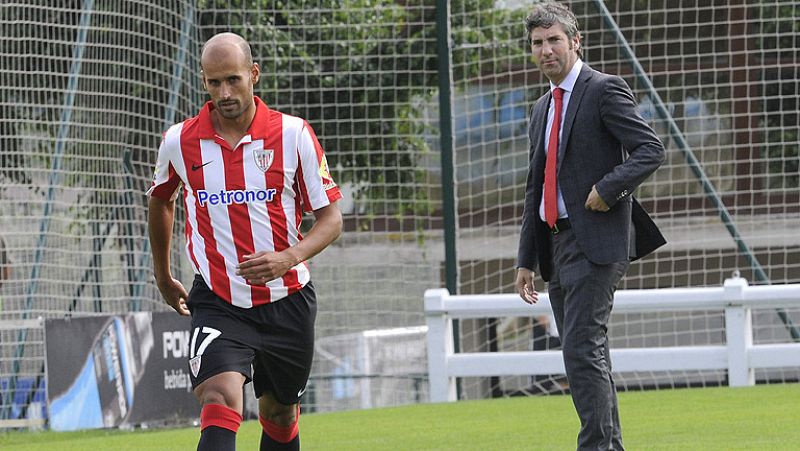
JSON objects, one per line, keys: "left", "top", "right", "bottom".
{"left": 147, "top": 97, "right": 342, "bottom": 307}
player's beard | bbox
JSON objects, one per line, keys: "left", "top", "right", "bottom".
{"left": 215, "top": 99, "right": 245, "bottom": 119}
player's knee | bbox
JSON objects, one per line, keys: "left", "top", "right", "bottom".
{"left": 261, "top": 402, "right": 297, "bottom": 426}
{"left": 259, "top": 403, "right": 300, "bottom": 443}
{"left": 194, "top": 372, "right": 244, "bottom": 409}
{"left": 196, "top": 388, "right": 225, "bottom": 405}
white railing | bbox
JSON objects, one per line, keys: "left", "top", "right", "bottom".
{"left": 424, "top": 277, "right": 800, "bottom": 402}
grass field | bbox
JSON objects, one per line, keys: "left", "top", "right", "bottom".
{"left": 2, "top": 384, "right": 798, "bottom": 450}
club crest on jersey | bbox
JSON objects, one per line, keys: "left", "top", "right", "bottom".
{"left": 189, "top": 355, "right": 201, "bottom": 378}
{"left": 253, "top": 148, "right": 274, "bottom": 172}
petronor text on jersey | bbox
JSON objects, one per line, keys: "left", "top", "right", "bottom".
{"left": 197, "top": 188, "right": 278, "bottom": 207}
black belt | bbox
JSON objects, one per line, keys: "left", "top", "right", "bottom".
{"left": 549, "top": 218, "right": 571, "bottom": 235}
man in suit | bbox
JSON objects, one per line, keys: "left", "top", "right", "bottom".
{"left": 515, "top": 3, "right": 666, "bottom": 450}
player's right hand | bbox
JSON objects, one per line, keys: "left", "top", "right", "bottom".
{"left": 156, "top": 277, "right": 190, "bottom": 316}
{"left": 515, "top": 268, "right": 539, "bottom": 304}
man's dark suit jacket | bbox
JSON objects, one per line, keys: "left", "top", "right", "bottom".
{"left": 517, "top": 64, "right": 667, "bottom": 282}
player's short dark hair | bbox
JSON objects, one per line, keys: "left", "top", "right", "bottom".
{"left": 524, "top": 2, "right": 583, "bottom": 58}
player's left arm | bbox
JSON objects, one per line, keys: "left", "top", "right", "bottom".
{"left": 236, "top": 203, "right": 342, "bottom": 285}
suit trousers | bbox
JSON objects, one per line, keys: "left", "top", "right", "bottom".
{"left": 548, "top": 228, "right": 629, "bottom": 451}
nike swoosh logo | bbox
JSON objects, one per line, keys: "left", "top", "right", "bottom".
{"left": 297, "top": 386, "right": 307, "bottom": 397}
{"left": 191, "top": 161, "right": 213, "bottom": 171}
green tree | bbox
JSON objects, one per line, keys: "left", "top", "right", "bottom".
{"left": 196, "top": 0, "right": 528, "bottom": 221}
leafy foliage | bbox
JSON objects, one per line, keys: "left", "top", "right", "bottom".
{"left": 196, "top": 0, "right": 528, "bottom": 216}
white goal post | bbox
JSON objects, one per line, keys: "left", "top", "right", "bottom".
{"left": 425, "top": 277, "right": 800, "bottom": 403}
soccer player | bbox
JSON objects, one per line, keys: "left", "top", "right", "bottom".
{"left": 515, "top": 3, "right": 665, "bottom": 450}
{"left": 148, "top": 32, "right": 342, "bottom": 451}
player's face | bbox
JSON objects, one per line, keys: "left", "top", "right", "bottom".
{"left": 202, "top": 51, "right": 259, "bottom": 120}
{"left": 529, "top": 23, "right": 580, "bottom": 85}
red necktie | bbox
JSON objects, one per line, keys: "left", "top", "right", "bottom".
{"left": 544, "top": 87, "right": 564, "bottom": 228}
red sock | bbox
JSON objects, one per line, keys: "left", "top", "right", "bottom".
{"left": 259, "top": 405, "right": 300, "bottom": 443}
{"left": 200, "top": 403, "right": 243, "bottom": 433}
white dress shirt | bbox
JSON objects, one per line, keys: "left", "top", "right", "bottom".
{"left": 539, "top": 59, "right": 583, "bottom": 222}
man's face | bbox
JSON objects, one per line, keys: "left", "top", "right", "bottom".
{"left": 529, "top": 23, "right": 580, "bottom": 85}
{"left": 201, "top": 49, "right": 259, "bottom": 120}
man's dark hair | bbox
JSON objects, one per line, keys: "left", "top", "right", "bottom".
{"left": 525, "top": 2, "right": 583, "bottom": 58}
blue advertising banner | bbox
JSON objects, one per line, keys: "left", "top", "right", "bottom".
{"left": 45, "top": 312, "right": 197, "bottom": 430}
